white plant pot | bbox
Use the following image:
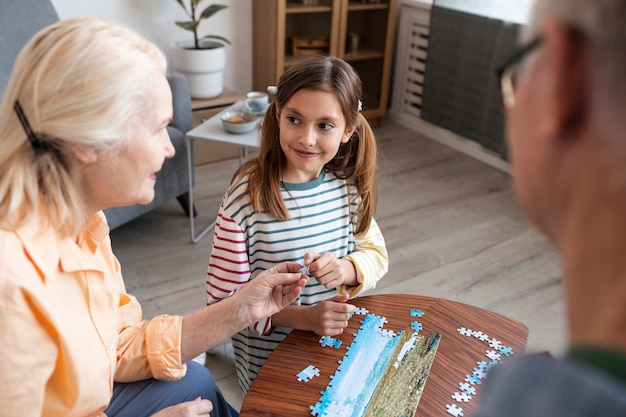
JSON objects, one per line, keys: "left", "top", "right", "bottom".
{"left": 170, "top": 40, "right": 226, "bottom": 99}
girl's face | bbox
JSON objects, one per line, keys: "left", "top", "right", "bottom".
{"left": 76, "top": 74, "right": 175, "bottom": 215}
{"left": 276, "top": 88, "right": 354, "bottom": 183}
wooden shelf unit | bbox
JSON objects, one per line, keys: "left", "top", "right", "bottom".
{"left": 253, "top": 0, "right": 397, "bottom": 125}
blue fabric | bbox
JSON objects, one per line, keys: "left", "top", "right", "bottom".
{"left": 105, "top": 361, "right": 233, "bottom": 417}
{"left": 476, "top": 354, "right": 626, "bottom": 417}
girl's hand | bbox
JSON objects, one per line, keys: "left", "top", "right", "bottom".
{"left": 306, "top": 294, "right": 356, "bottom": 336}
{"left": 304, "top": 252, "right": 354, "bottom": 289}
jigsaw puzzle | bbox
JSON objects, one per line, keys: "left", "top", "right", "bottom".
{"left": 310, "top": 313, "right": 441, "bottom": 417}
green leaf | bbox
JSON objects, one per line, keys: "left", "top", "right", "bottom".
{"left": 199, "top": 4, "right": 228, "bottom": 20}
{"left": 201, "top": 34, "right": 231, "bottom": 45}
{"left": 175, "top": 20, "right": 199, "bottom": 31}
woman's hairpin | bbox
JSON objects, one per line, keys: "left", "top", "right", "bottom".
{"left": 14, "top": 101, "right": 50, "bottom": 153}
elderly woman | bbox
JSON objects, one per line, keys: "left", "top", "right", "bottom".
{"left": 0, "top": 17, "right": 307, "bottom": 417}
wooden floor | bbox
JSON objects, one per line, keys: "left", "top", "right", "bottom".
{"left": 110, "top": 120, "right": 565, "bottom": 411}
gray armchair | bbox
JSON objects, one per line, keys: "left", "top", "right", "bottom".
{"left": 1, "top": 0, "right": 194, "bottom": 230}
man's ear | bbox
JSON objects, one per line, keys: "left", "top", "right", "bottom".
{"left": 72, "top": 146, "right": 98, "bottom": 165}
{"left": 542, "top": 17, "right": 590, "bottom": 138}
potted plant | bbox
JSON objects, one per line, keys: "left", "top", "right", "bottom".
{"left": 169, "top": 1, "right": 231, "bottom": 99}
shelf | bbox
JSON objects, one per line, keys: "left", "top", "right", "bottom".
{"left": 343, "top": 49, "right": 384, "bottom": 61}
{"left": 253, "top": 0, "right": 396, "bottom": 126}
{"left": 286, "top": 3, "right": 333, "bottom": 13}
{"left": 347, "top": 2, "right": 389, "bottom": 11}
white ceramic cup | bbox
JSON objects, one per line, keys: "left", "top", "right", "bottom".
{"left": 245, "top": 91, "right": 269, "bottom": 113}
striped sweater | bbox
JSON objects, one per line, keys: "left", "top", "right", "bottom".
{"left": 206, "top": 169, "right": 388, "bottom": 394}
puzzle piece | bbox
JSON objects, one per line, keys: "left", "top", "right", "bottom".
{"left": 410, "top": 321, "right": 423, "bottom": 332}
{"left": 379, "top": 329, "right": 397, "bottom": 338}
{"left": 499, "top": 346, "right": 513, "bottom": 356}
{"left": 464, "top": 374, "right": 482, "bottom": 385}
{"left": 300, "top": 265, "right": 310, "bottom": 276}
{"left": 458, "top": 383, "right": 476, "bottom": 395}
{"left": 457, "top": 327, "right": 473, "bottom": 336}
{"left": 451, "top": 392, "right": 472, "bottom": 403}
{"left": 472, "top": 367, "right": 487, "bottom": 379}
{"left": 476, "top": 361, "right": 489, "bottom": 370}
{"left": 319, "top": 336, "right": 342, "bottom": 349}
{"left": 486, "top": 350, "right": 502, "bottom": 362}
{"left": 488, "top": 338, "right": 503, "bottom": 349}
{"left": 354, "top": 307, "right": 369, "bottom": 315}
{"left": 410, "top": 309, "right": 425, "bottom": 317}
{"left": 446, "top": 404, "right": 464, "bottom": 416}
{"left": 296, "top": 365, "right": 320, "bottom": 382}
{"left": 477, "top": 333, "right": 490, "bottom": 341}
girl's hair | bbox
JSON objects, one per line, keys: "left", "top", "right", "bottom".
{"left": 0, "top": 17, "right": 167, "bottom": 236}
{"left": 232, "top": 55, "right": 377, "bottom": 236}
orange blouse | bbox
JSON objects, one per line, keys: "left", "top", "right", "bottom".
{"left": 0, "top": 212, "right": 185, "bottom": 416}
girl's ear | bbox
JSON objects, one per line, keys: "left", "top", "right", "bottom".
{"left": 342, "top": 126, "right": 355, "bottom": 143}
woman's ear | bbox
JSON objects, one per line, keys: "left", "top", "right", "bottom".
{"left": 72, "top": 146, "right": 98, "bottom": 165}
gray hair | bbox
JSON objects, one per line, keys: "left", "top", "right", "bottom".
{"left": 0, "top": 17, "right": 167, "bottom": 235}
{"left": 526, "top": 0, "right": 626, "bottom": 110}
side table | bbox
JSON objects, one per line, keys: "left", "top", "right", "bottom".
{"left": 191, "top": 88, "right": 245, "bottom": 165}
{"left": 185, "top": 101, "right": 262, "bottom": 243}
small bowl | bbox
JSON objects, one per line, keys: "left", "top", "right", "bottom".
{"left": 220, "top": 110, "right": 258, "bottom": 134}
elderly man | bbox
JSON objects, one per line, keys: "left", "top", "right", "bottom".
{"left": 477, "top": 0, "right": 626, "bottom": 415}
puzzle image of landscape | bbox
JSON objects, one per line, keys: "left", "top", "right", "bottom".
{"left": 310, "top": 313, "right": 441, "bottom": 417}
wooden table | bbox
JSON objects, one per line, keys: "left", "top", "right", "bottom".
{"left": 239, "top": 294, "right": 528, "bottom": 417}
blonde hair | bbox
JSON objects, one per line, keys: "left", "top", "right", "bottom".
{"left": 526, "top": 0, "right": 626, "bottom": 110}
{"left": 232, "top": 56, "right": 378, "bottom": 236}
{"left": 0, "top": 17, "right": 167, "bottom": 236}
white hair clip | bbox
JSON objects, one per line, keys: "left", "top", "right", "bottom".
{"left": 358, "top": 100, "right": 363, "bottom": 112}
{"left": 267, "top": 85, "right": 278, "bottom": 95}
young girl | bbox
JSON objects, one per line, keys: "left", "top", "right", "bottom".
{"left": 206, "top": 55, "right": 388, "bottom": 394}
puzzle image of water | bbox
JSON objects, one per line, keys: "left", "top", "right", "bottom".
{"left": 311, "top": 314, "right": 440, "bottom": 417}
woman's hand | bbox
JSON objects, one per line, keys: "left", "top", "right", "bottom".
{"left": 303, "top": 252, "right": 357, "bottom": 289}
{"left": 306, "top": 294, "right": 356, "bottom": 336}
{"left": 150, "top": 397, "right": 212, "bottom": 417}
{"left": 235, "top": 261, "right": 308, "bottom": 324}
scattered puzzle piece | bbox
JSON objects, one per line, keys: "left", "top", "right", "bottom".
{"left": 319, "top": 336, "right": 342, "bottom": 349}
{"left": 458, "top": 383, "right": 476, "bottom": 395}
{"left": 488, "top": 338, "right": 503, "bottom": 349}
{"left": 297, "top": 365, "right": 320, "bottom": 382}
{"left": 410, "top": 309, "right": 425, "bottom": 317}
{"left": 446, "top": 403, "right": 464, "bottom": 416}
{"left": 486, "top": 350, "right": 502, "bottom": 362}
{"left": 457, "top": 327, "right": 473, "bottom": 336}
{"left": 451, "top": 392, "right": 472, "bottom": 403}
{"left": 499, "top": 346, "right": 513, "bottom": 356}
{"left": 464, "top": 374, "right": 482, "bottom": 385}
{"left": 472, "top": 367, "right": 487, "bottom": 379}
{"left": 410, "top": 321, "right": 423, "bottom": 332}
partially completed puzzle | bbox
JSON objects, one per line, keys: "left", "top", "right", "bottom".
{"left": 310, "top": 313, "right": 441, "bottom": 417}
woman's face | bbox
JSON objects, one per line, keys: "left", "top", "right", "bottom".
{"left": 77, "top": 74, "right": 174, "bottom": 214}
{"left": 276, "top": 88, "right": 354, "bottom": 183}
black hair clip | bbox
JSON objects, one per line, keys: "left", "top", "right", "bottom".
{"left": 14, "top": 100, "right": 51, "bottom": 153}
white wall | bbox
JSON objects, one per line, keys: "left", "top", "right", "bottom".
{"left": 51, "top": 0, "right": 253, "bottom": 93}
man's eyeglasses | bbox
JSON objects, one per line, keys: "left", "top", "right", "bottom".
{"left": 496, "top": 37, "right": 543, "bottom": 109}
